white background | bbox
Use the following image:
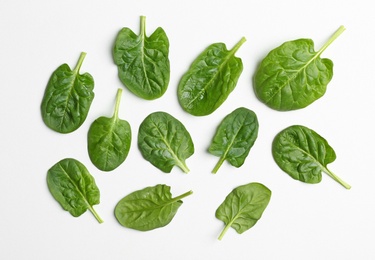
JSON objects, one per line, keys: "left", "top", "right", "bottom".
{"left": 1, "top": 0, "right": 374, "bottom": 259}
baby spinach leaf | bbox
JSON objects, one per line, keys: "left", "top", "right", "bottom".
{"left": 138, "top": 111, "right": 194, "bottom": 173}
{"left": 87, "top": 88, "right": 131, "bottom": 171}
{"left": 209, "top": 107, "right": 259, "bottom": 173}
{"left": 272, "top": 125, "right": 351, "bottom": 189}
{"left": 47, "top": 158, "right": 103, "bottom": 223}
{"left": 113, "top": 16, "right": 170, "bottom": 100}
{"left": 254, "top": 26, "right": 345, "bottom": 111}
{"left": 115, "top": 184, "right": 193, "bottom": 231}
{"left": 41, "top": 52, "right": 95, "bottom": 133}
{"left": 216, "top": 182, "right": 271, "bottom": 240}
{"left": 178, "top": 37, "right": 246, "bottom": 116}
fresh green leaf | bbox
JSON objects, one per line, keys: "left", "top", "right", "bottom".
{"left": 178, "top": 37, "right": 246, "bottom": 116}
{"left": 87, "top": 88, "right": 131, "bottom": 171}
{"left": 47, "top": 158, "right": 103, "bottom": 223}
{"left": 272, "top": 125, "right": 351, "bottom": 189}
{"left": 138, "top": 111, "right": 194, "bottom": 173}
{"left": 216, "top": 182, "right": 271, "bottom": 240}
{"left": 209, "top": 107, "right": 259, "bottom": 173}
{"left": 41, "top": 52, "right": 95, "bottom": 133}
{"left": 115, "top": 184, "right": 193, "bottom": 231}
{"left": 113, "top": 16, "right": 170, "bottom": 100}
{"left": 254, "top": 26, "right": 345, "bottom": 111}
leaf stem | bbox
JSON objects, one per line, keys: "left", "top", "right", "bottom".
{"left": 231, "top": 36, "right": 247, "bottom": 54}
{"left": 218, "top": 224, "right": 231, "bottom": 241}
{"left": 172, "top": 190, "right": 193, "bottom": 202}
{"left": 325, "top": 168, "right": 351, "bottom": 189}
{"left": 177, "top": 161, "right": 190, "bottom": 173}
{"left": 74, "top": 52, "right": 87, "bottom": 73}
{"left": 113, "top": 88, "right": 123, "bottom": 119}
{"left": 212, "top": 156, "right": 225, "bottom": 174}
{"left": 140, "top": 15, "right": 146, "bottom": 36}
{"left": 317, "top": 25, "right": 346, "bottom": 56}
{"left": 88, "top": 205, "right": 104, "bottom": 223}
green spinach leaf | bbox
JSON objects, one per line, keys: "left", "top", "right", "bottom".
{"left": 47, "top": 158, "right": 103, "bottom": 223}
{"left": 272, "top": 125, "right": 351, "bottom": 189}
{"left": 178, "top": 37, "right": 246, "bottom": 116}
{"left": 254, "top": 26, "right": 345, "bottom": 111}
{"left": 138, "top": 111, "right": 194, "bottom": 173}
{"left": 87, "top": 88, "right": 131, "bottom": 171}
{"left": 41, "top": 52, "right": 95, "bottom": 133}
{"left": 216, "top": 182, "right": 271, "bottom": 240}
{"left": 113, "top": 16, "right": 170, "bottom": 100}
{"left": 115, "top": 184, "right": 193, "bottom": 231}
{"left": 209, "top": 107, "right": 259, "bottom": 173}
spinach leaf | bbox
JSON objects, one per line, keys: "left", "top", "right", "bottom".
{"left": 41, "top": 52, "right": 95, "bottom": 133}
{"left": 177, "top": 37, "right": 246, "bottom": 116}
{"left": 216, "top": 182, "right": 271, "bottom": 240}
{"left": 87, "top": 88, "right": 131, "bottom": 171}
{"left": 115, "top": 184, "right": 193, "bottom": 231}
{"left": 138, "top": 111, "right": 194, "bottom": 173}
{"left": 209, "top": 107, "right": 259, "bottom": 173}
{"left": 113, "top": 16, "right": 170, "bottom": 100}
{"left": 272, "top": 125, "right": 351, "bottom": 189}
{"left": 47, "top": 158, "right": 103, "bottom": 223}
{"left": 254, "top": 26, "right": 345, "bottom": 111}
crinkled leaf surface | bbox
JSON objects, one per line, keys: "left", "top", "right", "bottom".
{"left": 254, "top": 26, "right": 345, "bottom": 111}
{"left": 47, "top": 158, "right": 103, "bottom": 223}
{"left": 178, "top": 37, "right": 245, "bottom": 116}
{"left": 209, "top": 107, "right": 258, "bottom": 173}
{"left": 138, "top": 111, "right": 194, "bottom": 173}
{"left": 115, "top": 184, "right": 193, "bottom": 231}
{"left": 88, "top": 89, "right": 131, "bottom": 171}
{"left": 216, "top": 182, "right": 271, "bottom": 240}
{"left": 113, "top": 16, "right": 170, "bottom": 100}
{"left": 41, "top": 52, "right": 94, "bottom": 133}
{"left": 272, "top": 125, "right": 350, "bottom": 189}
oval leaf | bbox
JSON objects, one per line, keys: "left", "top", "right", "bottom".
{"left": 115, "top": 184, "right": 193, "bottom": 231}
{"left": 41, "top": 52, "right": 95, "bottom": 133}
{"left": 178, "top": 37, "right": 246, "bottom": 116}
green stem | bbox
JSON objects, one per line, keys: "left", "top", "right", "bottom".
{"left": 325, "top": 168, "right": 351, "bottom": 189}
{"left": 113, "top": 88, "right": 123, "bottom": 119}
{"left": 317, "top": 25, "right": 345, "bottom": 56}
{"left": 218, "top": 224, "right": 231, "bottom": 241}
{"left": 140, "top": 15, "right": 146, "bottom": 36}
{"left": 172, "top": 190, "right": 193, "bottom": 202}
{"left": 88, "top": 205, "right": 104, "bottom": 224}
{"left": 177, "top": 160, "right": 190, "bottom": 173}
{"left": 212, "top": 156, "right": 225, "bottom": 174}
{"left": 74, "top": 52, "right": 86, "bottom": 73}
{"left": 231, "top": 36, "right": 247, "bottom": 54}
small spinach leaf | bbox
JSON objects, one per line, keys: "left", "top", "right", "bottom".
{"left": 47, "top": 158, "right": 103, "bottom": 223}
{"left": 272, "top": 125, "right": 351, "bottom": 189}
{"left": 138, "top": 111, "right": 194, "bottom": 173}
{"left": 254, "top": 26, "right": 345, "bottom": 111}
{"left": 87, "top": 88, "right": 131, "bottom": 171}
{"left": 216, "top": 182, "right": 271, "bottom": 240}
{"left": 178, "top": 37, "right": 246, "bottom": 116}
{"left": 113, "top": 16, "right": 170, "bottom": 100}
{"left": 41, "top": 52, "right": 95, "bottom": 133}
{"left": 115, "top": 184, "right": 193, "bottom": 231}
{"left": 209, "top": 107, "right": 259, "bottom": 173}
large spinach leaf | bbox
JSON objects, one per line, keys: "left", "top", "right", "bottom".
{"left": 47, "top": 158, "right": 103, "bottom": 223}
{"left": 209, "top": 107, "right": 259, "bottom": 173}
{"left": 87, "top": 88, "right": 131, "bottom": 171}
{"left": 41, "top": 52, "right": 95, "bottom": 133}
{"left": 113, "top": 16, "right": 170, "bottom": 100}
{"left": 272, "top": 125, "right": 351, "bottom": 189}
{"left": 216, "top": 182, "right": 271, "bottom": 240}
{"left": 177, "top": 37, "right": 246, "bottom": 116}
{"left": 254, "top": 26, "right": 345, "bottom": 111}
{"left": 115, "top": 184, "right": 193, "bottom": 231}
{"left": 138, "top": 111, "right": 194, "bottom": 173}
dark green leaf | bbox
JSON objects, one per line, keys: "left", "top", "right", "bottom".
{"left": 254, "top": 26, "right": 345, "bottom": 111}
{"left": 272, "top": 125, "right": 351, "bottom": 189}
{"left": 178, "top": 37, "right": 246, "bottom": 116}
{"left": 209, "top": 107, "right": 259, "bottom": 173}
{"left": 88, "top": 88, "right": 131, "bottom": 171}
{"left": 47, "top": 158, "right": 103, "bottom": 223}
{"left": 113, "top": 16, "right": 170, "bottom": 100}
{"left": 216, "top": 182, "right": 271, "bottom": 240}
{"left": 41, "top": 52, "right": 95, "bottom": 133}
{"left": 115, "top": 184, "right": 193, "bottom": 231}
{"left": 138, "top": 111, "right": 194, "bottom": 173}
